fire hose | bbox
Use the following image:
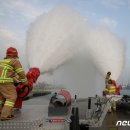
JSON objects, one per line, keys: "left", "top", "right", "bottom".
{"left": 14, "top": 67, "right": 40, "bottom": 109}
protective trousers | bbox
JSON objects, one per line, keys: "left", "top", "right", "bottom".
{"left": 0, "top": 83, "right": 17, "bottom": 118}
{"left": 108, "top": 100, "right": 116, "bottom": 112}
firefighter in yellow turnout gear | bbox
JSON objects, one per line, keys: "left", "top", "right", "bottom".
{"left": 106, "top": 79, "right": 117, "bottom": 113}
{"left": 0, "top": 47, "right": 28, "bottom": 121}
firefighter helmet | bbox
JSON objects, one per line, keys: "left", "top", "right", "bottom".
{"left": 107, "top": 71, "right": 111, "bottom": 75}
{"left": 6, "top": 47, "right": 18, "bottom": 58}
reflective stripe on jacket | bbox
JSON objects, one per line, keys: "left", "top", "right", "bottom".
{"left": 107, "top": 85, "right": 116, "bottom": 94}
{"left": 0, "top": 58, "right": 27, "bottom": 84}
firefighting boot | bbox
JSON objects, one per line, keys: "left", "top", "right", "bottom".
{"left": 0, "top": 115, "right": 14, "bottom": 121}
{"left": 0, "top": 106, "right": 14, "bottom": 121}
{"left": 112, "top": 101, "right": 116, "bottom": 111}
{"left": 108, "top": 106, "right": 112, "bottom": 113}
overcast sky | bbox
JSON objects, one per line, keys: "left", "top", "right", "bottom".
{"left": 0, "top": 0, "right": 130, "bottom": 78}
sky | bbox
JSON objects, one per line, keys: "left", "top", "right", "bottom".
{"left": 0, "top": 0, "right": 130, "bottom": 81}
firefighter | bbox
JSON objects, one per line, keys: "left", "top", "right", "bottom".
{"left": 106, "top": 79, "right": 117, "bottom": 113}
{"left": 105, "top": 71, "right": 111, "bottom": 88}
{"left": 0, "top": 47, "right": 28, "bottom": 121}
